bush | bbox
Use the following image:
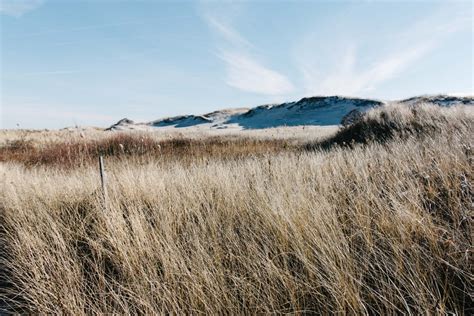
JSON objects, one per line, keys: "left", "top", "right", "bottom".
{"left": 306, "top": 103, "right": 473, "bottom": 150}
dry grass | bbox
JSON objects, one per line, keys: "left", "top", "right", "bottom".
{"left": 0, "top": 125, "right": 337, "bottom": 147}
{"left": 0, "top": 103, "right": 473, "bottom": 314}
{"left": 0, "top": 134, "right": 296, "bottom": 169}
{"left": 308, "top": 103, "right": 473, "bottom": 149}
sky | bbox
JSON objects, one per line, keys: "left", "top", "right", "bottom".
{"left": 0, "top": 0, "right": 472, "bottom": 129}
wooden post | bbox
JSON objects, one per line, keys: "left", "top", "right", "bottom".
{"left": 99, "top": 156, "right": 107, "bottom": 204}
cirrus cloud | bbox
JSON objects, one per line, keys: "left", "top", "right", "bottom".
{"left": 219, "top": 51, "right": 294, "bottom": 95}
{"left": 0, "top": 0, "right": 44, "bottom": 17}
{"left": 202, "top": 11, "right": 294, "bottom": 96}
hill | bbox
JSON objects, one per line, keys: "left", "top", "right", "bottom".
{"left": 107, "top": 94, "right": 472, "bottom": 131}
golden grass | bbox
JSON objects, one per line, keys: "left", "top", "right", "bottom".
{"left": 0, "top": 134, "right": 297, "bottom": 169}
{"left": 310, "top": 102, "right": 473, "bottom": 149}
{"left": 0, "top": 103, "right": 472, "bottom": 314}
{"left": 0, "top": 125, "right": 337, "bottom": 147}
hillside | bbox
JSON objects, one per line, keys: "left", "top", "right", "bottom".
{"left": 107, "top": 94, "right": 473, "bottom": 131}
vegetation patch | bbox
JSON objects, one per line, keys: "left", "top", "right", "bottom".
{"left": 305, "top": 103, "right": 473, "bottom": 149}
{"left": 0, "top": 133, "right": 295, "bottom": 168}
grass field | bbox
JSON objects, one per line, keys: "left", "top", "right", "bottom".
{"left": 0, "top": 103, "right": 472, "bottom": 314}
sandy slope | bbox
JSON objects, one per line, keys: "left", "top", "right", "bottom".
{"left": 106, "top": 94, "right": 473, "bottom": 132}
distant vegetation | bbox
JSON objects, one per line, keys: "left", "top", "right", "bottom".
{"left": 0, "top": 134, "right": 296, "bottom": 169}
{"left": 1, "top": 103, "right": 472, "bottom": 314}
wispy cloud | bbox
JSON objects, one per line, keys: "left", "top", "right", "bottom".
{"left": 0, "top": 0, "right": 43, "bottom": 17}
{"left": 297, "top": 7, "right": 471, "bottom": 97}
{"left": 219, "top": 51, "right": 294, "bottom": 95}
{"left": 307, "top": 41, "right": 433, "bottom": 96}
{"left": 205, "top": 15, "right": 253, "bottom": 49}
{"left": 202, "top": 12, "right": 294, "bottom": 95}
{"left": 4, "top": 70, "right": 85, "bottom": 79}
{"left": 6, "top": 20, "right": 148, "bottom": 40}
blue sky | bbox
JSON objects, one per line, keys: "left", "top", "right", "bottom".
{"left": 1, "top": 0, "right": 472, "bottom": 129}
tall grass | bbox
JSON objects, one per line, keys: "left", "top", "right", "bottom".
{"left": 0, "top": 103, "right": 472, "bottom": 314}
{"left": 309, "top": 103, "right": 473, "bottom": 149}
{"left": 0, "top": 134, "right": 296, "bottom": 168}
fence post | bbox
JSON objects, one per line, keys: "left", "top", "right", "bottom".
{"left": 99, "top": 155, "right": 108, "bottom": 205}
